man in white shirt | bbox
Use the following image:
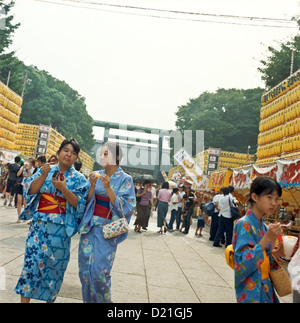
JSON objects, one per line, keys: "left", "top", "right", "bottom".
{"left": 213, "top": 187, "right": 237, "bottom": 248}
{"left": 209, "top": 188, "right": 223, "bottom": 241}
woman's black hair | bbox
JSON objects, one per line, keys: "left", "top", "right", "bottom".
{"left": 102, "top": 142, "right": 123, "bottom": 165}
{"left": 162, "top": 181, "right": 169, "bottom": 189}
{"left": 143, "top": 180, "right": 151, "bottom": 186}
{"left": 222, "top": 187, "right": 229, "bottom": 196}
{"left": 249, "top": 176, "right": 282, "bottom": 205}
{"left": 58, "top": 138, "right": 80, "bottom": 156}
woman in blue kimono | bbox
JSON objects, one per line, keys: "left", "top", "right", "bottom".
{"left": 78, "top": 142, "right": 135, "bottom": 303}
{"left": 232, "top": 176, "right": 284, "bottom": 303}
{"left": 15, "top": 138, "right": 89, "bottom": 303}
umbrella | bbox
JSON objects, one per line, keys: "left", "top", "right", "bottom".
{"left": 133, "top": 174, "right": 157, "bottom": 183}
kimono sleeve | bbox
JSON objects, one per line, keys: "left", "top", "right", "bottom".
{"left": 110, "top": 174, "right": 136, "bottom": 222}
{"left": 233, "top": 218, "right": 265, "bottom": 283}
{"left": 19, "top": 168, "right": 44, "bottom": 220}
{"left": 65, "top": 173, "right": 89, "bottom": 237}
{"left": 109, "top": 174, "right": 136, "bottom": 246}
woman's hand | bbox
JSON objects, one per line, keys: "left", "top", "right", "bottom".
{"left": 52, "top": 174, "right": 66, "bottom": 192}
{"left": 260, "top": 222, "right": 282, "bottom": 251}
{"left": 100, "top": 174, "right": 111, "bottom": 190}
{"left": 41, "top": 163, "right": 51, "bottom": 177}
{"left": 89, "top": 173, "right": 98, "bottom": 187}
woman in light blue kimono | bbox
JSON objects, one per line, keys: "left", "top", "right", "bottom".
{"left": 232, "top": 176, "right": 284, "bottom": 303}
{"left": 15, "top": 138, "right": 89, "bottom": 303}
{"left": 78, "top": 142, "right": 135, "bottom": 303}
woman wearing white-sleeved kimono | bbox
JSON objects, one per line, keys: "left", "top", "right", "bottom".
{"left": 78, "top": 142, "right": 135, "bottom": 303}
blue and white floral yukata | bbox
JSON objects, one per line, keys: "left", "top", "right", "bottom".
{"left": 78, "top": 167, "right": 135, "bottom": 303}
{"left": 15, "top": 165, "right": 88, "bottom": 302}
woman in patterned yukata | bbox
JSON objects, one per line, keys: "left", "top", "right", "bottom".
{"left": 78, "top": 142, "right": 135, "bottom": 303}
{"left": 232, "top": 176, "right": 284, "bottom": 303}
{"left": 15, "top": 138, "right": 89, "bottom": 303}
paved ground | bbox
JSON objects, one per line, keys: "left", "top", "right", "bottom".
{"left": 0, "top": 204, "right": 293, "bottom": 303}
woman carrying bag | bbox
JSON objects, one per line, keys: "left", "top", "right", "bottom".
{"left": 78, "top": 142, "right": 135, "bottom": 303}
{"left": 232, "top": 176, "right": 285, "bottom": 303}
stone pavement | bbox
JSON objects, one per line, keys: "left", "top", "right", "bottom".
{"left": 0, "top": 204, "right": 293, "bottom": 303}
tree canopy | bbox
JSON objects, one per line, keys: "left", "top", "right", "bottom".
{"left": 175, "top": 88, "right": 263, "bottom": 156}
{"left": 0, "top": 1, "right": 95, "bottom": 153}
{"left": 258, "top": 32, "right": 300, "bottom": 89}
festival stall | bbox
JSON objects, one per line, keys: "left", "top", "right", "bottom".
{"left": 229, "top": 159, "right": 300, "bottom": 237}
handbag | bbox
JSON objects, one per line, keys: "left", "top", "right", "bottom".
{"left": 102, "top": 201, "right": 129, "bottom": 239}
{"left": 270, "top": 254, "right": 292, "bottom": 297}
{"left": 229, "top": 197, "right": 240, "bottom": 220}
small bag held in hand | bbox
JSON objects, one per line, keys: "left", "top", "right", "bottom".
{"left": 270, "top": 254, "right": 292, "bottom": 297}
{"left": 102, "top": 202, "right": 129, "bottom": 239}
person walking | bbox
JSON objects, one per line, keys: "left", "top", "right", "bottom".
{"left": 3, "top": 156, "right": 20, "bottom": 207}
{"left": 175, "top": 185, "right": 185, "bottom": 231}
{"left": 78, "top": 142, "right": 135, "bottom": 303}
{"left": 213, "top": 187, "right": 235, "bottom": 247}
{"left": 15, "top": 138, "right": 89, "bottom": 303}
{"left": 209, "top": 188, "right": 223, "bottom": 241}
{"left": 167, "top": 187, "right": 179, "bottom": 231}
{"left": 182, "top": 187, "right": 196, "bottom": 234}
{"left": 232, "top": 176, "right": 284, "bottom": 303}
{"left": 156, "top": 181, "right": 171, "bottom": 234}
{"left": 134, "top": 180, "right": 154, "bottom": 233}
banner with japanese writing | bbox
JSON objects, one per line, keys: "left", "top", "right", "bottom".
{"left": 173, "top": 148, "right": 203, "bottom": 186}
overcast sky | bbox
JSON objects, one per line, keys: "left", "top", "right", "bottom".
{"left": 9, "top": 0, "right": 300, "bottom": 131}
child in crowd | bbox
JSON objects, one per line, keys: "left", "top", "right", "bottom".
{"left": 195, "top": 203, "right": 205, "bottom": 237}
{"left": 168, "top": 187, "right": 179, "bottom": 231}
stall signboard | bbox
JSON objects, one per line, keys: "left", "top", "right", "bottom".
{"left": 35, "top": 124, "right": 50, "bottom": 158}
{"left": 207, "top": 148, "right": 221, "bottom": 176}
{"left": 208, "top": 169, "right": 233, "bottom": 191}
{"left": 174, "top": 148, "right": 203, "bottom": 186}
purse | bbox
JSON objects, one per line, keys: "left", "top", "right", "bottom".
{"left": 102, "top": 201, "right": 129, "bottom": 239}
{"left": 270, "top": 254, "right": 292, "bottom": 297}
{"left": 229, "top": 197, "right": 240, "bottom": 220}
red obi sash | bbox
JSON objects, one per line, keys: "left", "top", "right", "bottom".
{"left": 38, "top": 193, "right": 66, "bottom": 215}
{"left": 94, "top": 195, "right": 111, "bottom": 219}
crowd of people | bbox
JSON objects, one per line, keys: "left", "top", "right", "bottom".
{"left": 133, "top": 180, "right": 240, "bottom": 244}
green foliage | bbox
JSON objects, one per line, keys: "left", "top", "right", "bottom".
{"left": 0, "top": 1, "right": 95, "bottom": 153}
{"left": 20, "top": 64, "right": 95, "bottom": 152}
{"left": 175, "top": 88, "right": 263, "bottom": 155}
{"left": 258, "top": 34, "right": 300, "bottom": 89}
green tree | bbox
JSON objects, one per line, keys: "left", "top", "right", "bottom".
{"left": 20, "top": 64, "right": 95, "bottom": 152}
{"left": 258, "top": 33, "right": 300, "bottom": 89}
{"left": 175, "top": 88, "right": 263, "bottom": 156}
{"left": 0, "top": 0, "right": 23, "bottom": 94}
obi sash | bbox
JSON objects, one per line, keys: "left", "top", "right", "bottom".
{"left": 38, "top": 193, "right": 66, "bottom": 215}
{"left": 94, "top": 195, "right": 112, "bottom": 219}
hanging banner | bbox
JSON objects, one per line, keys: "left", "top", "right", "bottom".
{"left": 252, "top": 163, "right": 278, "bottom": 180}
{"left": 174, "top": 148, "right": 203, "bottom": 186}
{"left": 231, "top": 168, "right": 253, "bottom": 189}
{"left": 208, "top": 169, "right": 233, "bottom": 190}
{"left": 277, "top": 159, "right": 300, "bottom": 188}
